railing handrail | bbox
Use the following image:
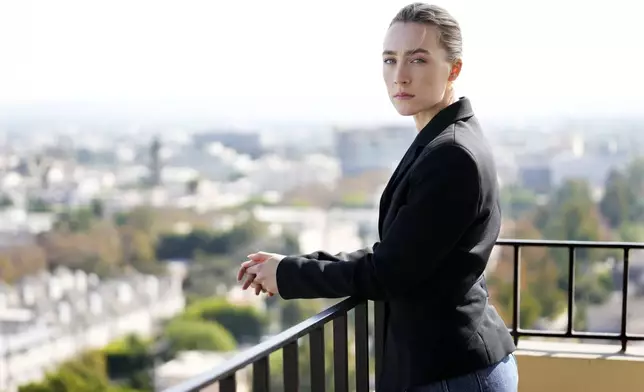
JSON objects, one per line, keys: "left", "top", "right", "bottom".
{"left": 162, "top": 297, "right": 363, "bottom": 392}
{"left": 496, "top": 238, "right": 644, "bottom": 249}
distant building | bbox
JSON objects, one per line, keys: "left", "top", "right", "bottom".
{"left": 149, "top": 135, "right": 162, "bottom": 186}
{"left": 193, "top": 132, "right": 262, "bottom": 159}
{"left": 335, "top": 126, "right": 414, "bottom": 177}
{"left": 519, "top": 165, "right": 552, "bottom": 195}
{"left": 0, "top": 267, "right": 185, "bottom": 392}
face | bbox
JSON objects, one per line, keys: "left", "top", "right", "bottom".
{"left": 382, "top": 22, "right": 462, "bottom": 117}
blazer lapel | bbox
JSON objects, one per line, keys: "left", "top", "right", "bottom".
{"left": 377, "top": 97, "right": 476, "bottom": 236}
{"left": 378, "top": 143, "right": 423, "bottom": 234}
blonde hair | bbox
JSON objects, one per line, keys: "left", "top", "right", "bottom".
{"left": 390, "top": 3, "right": 463, "bottom": 62}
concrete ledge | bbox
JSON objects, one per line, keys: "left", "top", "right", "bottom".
{"left": 515, "top": 340, "right": 644, "bottom": 392}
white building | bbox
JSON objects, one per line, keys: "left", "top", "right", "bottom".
{"left": 0, "top": 267, "right": 185, "bottom": 392}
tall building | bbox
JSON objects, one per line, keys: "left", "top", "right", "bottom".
{"left": 149, "top": 136, "right": 162, "bottom": 186}
{"left": 334, "top": 126, "right": 415, "bottom": 177}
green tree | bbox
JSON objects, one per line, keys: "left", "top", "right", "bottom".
{"left": 500, "top": 185, "right": 539, "bottom": 219}
{"left": 19, "top": 351, "right": 117, "bottom": 392}
{"left": 163, "top": 319, "right": 237, "bottom": 354}
{"left": 27, "top": 197, "right": 52, "bottom": 213}
{"left": 182, "top": 298, "right": 268, "bottom": 344}
{"left": 91, "top": 199, "right": 105, "bottom": 219}
{"left": 55, "top": 209, "right": 95, "bottom": 232}
{"left": 619, "top": 223, "right": 644, "bottom": 242}
{"left": 281, "top": 300, "right": 324, "bottom": 328}
{"left": 540, "top": 180, "right": 605, "bottom": 262}
{"left": 104, "top": 335, "right": 155, "bottom": 391}
{"left": 626, "top": 158, "right": 644, "bottom": 196}
{"left": 0, "top": 193, "right": 13, "bottom": 208}
{"left": 600, "top": 170, "right": 635, "bottom": 228}
{"left": 488, "top": 219, "right": 566, "bottom": 327}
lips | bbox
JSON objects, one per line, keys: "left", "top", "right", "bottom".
{"left": 394, "top": 93, "right": 415, "bottom": 99}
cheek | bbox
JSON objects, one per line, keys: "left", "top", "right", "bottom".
{"left": 383, "top": 69, "right": 393, "bottom": 88}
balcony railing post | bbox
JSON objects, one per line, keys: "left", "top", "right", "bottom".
{"left": 354, "top": 301, "right": 369, "bottom": 392}
{"left": 512, "top": 245, "right": 521, "bottom": 346}
{"left": 252, "top": 356, "right": 270, "bottom": 392}
{"left": 220, "top": 374, "right": 236, "bottom": 392}
{"left": 374, "top": 301, "right": 385, "bottom": 388}
{"left": 621, "top": 247, "right": 630, "bottom": 352}
{"left": 566, "top": 246, "right": 576, "bottom": 336}
{"left": 283, "top": 341, "right": 299, "bottom": 392}
{"left": 333, "top": 312, "right": 349, "bottom": 392}
{"left": 309, "top": 327, "right": 325, "bottom": 392}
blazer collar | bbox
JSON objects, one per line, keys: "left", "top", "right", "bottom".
{"left": 412, "top": 97, "right": 474, "bottom": 146}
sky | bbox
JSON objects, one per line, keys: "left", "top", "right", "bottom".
{"left": 0, "top": 0, "right": 642, "bottom": 124}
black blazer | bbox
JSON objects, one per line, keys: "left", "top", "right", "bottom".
{"left": 276, "top": 97, "right": 516, "bottom": 391}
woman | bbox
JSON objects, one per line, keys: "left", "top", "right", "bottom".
{"left": 238, "top": 3, "right": 518, "bottom": 391}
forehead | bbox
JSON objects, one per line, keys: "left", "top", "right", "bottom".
{"left": 383, "top": 22, "right": 443, "bottom": 53}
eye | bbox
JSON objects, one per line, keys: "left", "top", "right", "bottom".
{"left": 383, "top": 58, "right": 396, "bottom": 65}
{"left": 410, "top": 58, "right": 427, "bottom": 64}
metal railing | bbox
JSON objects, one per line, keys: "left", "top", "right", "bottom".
{"left": 163, "top": 296, "right": 384, "bottom": 392}
{"left": 163, "top": 239, "right": 644, "bottom": 391}
{"left": 496, "top": 239, "right": 644, "bottom": 351}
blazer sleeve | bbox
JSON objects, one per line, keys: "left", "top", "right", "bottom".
{"left": 275, "top": 143, "right": 481, "bottom": 300}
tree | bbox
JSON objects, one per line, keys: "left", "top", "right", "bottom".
{"left": 626, "top": 158, "right": 644, "bottom": 196}
{"left": 27, "top": 197, "right": 52, "bottom": 213}
{"left": 55, "top": 209, "right": 95, "bottom": 232}
{"left": 0, "top": 193, "right": 13, "bottom": 208}
{"left": 500, "top": 185, "right": 539, "bottom": 219}
{"left": 619, "top": 223, "right": 644, "bottom": 242}
{"left": 186, "top": 178, "right": 200, "bottom": 195}
{"left": 91, "top": 199, "right": 105, "bottom": 219}
{"left": 600, "top": 170, "right": 635, "bottom": 228}
{"left": 0, "top": 256, "right": 17, "bottom": 284}
{"left": 0, "top": 245, "right": 47, "bottom": 282}
{"left": 104, "top": 334, "right": 155, "bottom": 391}
{"left": 19, "top": 351, "right": 115, "bottom": 392}
{"left": 125, "top": 207, "right": 156, "bottom": 234}
{"left": 163, "top": 319, "right": 237, "bottom": 355}
{"left": 120, "top": 227, "right": 157, "bottom": 273}
{"left": 182, "top": 298, "right": 268, "bottom": 344}
{"left": 487, "top": 219, "right": 566, "bottom": 328}
{"left": 281, "top": 300, "right": 324, "bottom": 328}
{"left": 540, "top": 180, "right": 607, "bottom": 262}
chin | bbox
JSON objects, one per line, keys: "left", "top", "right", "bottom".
{"left": 393, "top": 103, "right": 420, "bottom": 117}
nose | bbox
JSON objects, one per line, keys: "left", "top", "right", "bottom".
{"left": 394, "top": 65, "right": 410, "bottom": 85}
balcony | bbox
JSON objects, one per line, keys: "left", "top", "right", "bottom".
{"left": 162, "top": 240, "right": 644, "bottom": 392}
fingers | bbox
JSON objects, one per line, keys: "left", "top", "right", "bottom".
{"left": 246, "top": 264, "right": 261, "bottom": 276}
{"left": 237, "top": 259, "right": 261, "bottom": 281}
{"left": 247, "top": 252, "right": 272, "bottom": 262}
{"left": 239, "top": 252, "right": 276, "bottom": 297}
{"left": 242, "top": 273, "right": 257, "bottom": 290}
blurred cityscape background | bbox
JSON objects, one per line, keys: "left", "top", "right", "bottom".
{"left": 1, "top": 0, "right": 643, "bottom": 391}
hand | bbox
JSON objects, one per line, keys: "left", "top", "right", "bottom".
{"left": 237, "top": 252, "right": 285, "bottom": 296}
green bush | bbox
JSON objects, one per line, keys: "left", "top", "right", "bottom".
{"left": 182, "top": 297, "right": 268, "bottom": 344}
{"left": 164, "top": 319, "right": 237, "bottom": 354}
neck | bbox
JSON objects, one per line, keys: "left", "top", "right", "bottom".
{"left": 413, "top": 89, "right": 456, "bottom": 132}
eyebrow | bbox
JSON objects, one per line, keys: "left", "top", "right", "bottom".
{"left": 382, "top": 48, "right": 431, "bottom": 56}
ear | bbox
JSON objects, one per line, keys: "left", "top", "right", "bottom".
{"left": 448, "top": 59, "right": 463, "bottom": 82}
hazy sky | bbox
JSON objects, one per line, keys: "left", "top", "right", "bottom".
{"left": 0, "top": 0, "right": 642, "bottom": 124}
